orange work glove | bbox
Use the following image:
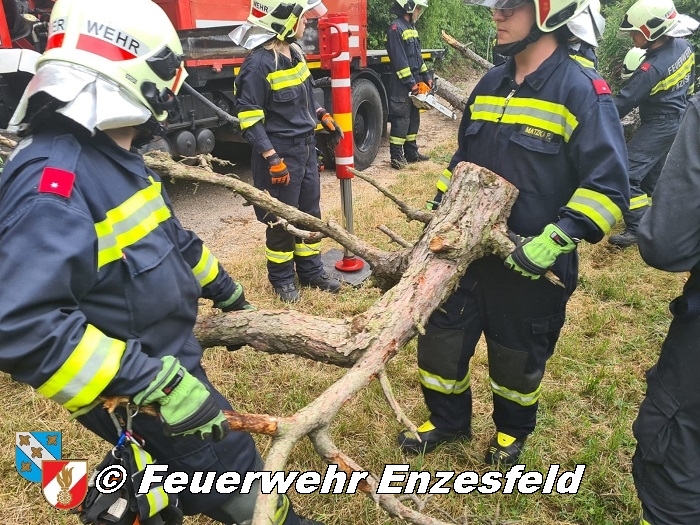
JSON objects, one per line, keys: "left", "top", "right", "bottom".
{"left": 317, "top": 108, "right": 344, "bottom": 145}
{"left": 266, "top": 153, "right": 290, "bottom": 186}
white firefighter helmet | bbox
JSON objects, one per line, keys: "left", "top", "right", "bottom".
{"left": 619, "top": 0, "right": 679, "bottom": 41}
{"left": 463, "top": 0, "right": 591, "bottom": 33}
{"left": 567, "top": 0, "right": 606, "bottom": 47}
{"left": 247, "top": 0, "right": 328, "bottom": 41}
{"left": 621, "top": 46, "right": 646, "bottom": 80}
{"left": 395, "top": 0, "right": 429, "bottom": 14}
{"left": 31, "top": 0, "right": 187, "bottom": 122}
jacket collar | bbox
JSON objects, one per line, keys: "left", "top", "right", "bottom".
{"left": 500, "top": 44, "right": 570, "bottom": 92}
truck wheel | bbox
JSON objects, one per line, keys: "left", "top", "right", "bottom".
{"left": 351, "top": 78, "right": 382, "bottom": 170}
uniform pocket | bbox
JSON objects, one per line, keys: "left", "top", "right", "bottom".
{"left": 509, "top": 129, "right": 562, "bottom": 155}
{"left": 526, "top": 311, "right": 566, "bottom": 372}
{"left": 272, "top": 86, "right": 298, "bottom": 103}
{"left": 633, "top": 368, "right": 680, "bottom": 465}
{"left": 122, "top": 228, "right": 187, "bottom": 335}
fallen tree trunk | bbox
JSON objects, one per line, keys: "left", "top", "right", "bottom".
{"left": 1, "top": 131, "right": 526, "bottom": 524}
{"left": 441, "top": 30, "right": 494, "bottom": 71}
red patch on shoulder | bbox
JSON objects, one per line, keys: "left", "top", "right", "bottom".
{"left": 592, "top": 78, "right": 611, "bottom": 95}
{"left": 391, "top": 24, "right": 398, "bottom": 30}
{"left": 640, "top": 62, "right": 651, "bottom": 72}
{"left": 38, "top": 167, "right": 75, "bottom": 198}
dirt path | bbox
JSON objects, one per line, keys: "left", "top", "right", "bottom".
{"left": 166, "top": 91, "right": 466, "bottom": 259}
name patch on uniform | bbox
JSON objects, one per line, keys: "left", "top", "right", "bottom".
{"left": 38, "top": 167, "right": 75, "bottom": 198}
{"left": 592, "top": 79, "right": 611, "bottom": 95}
{"left": 521, "top": 125, "right": 554, "bottom": 142}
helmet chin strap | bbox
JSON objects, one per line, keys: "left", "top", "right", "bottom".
{"left": 494, "top": 24, "right": 543, "bottom": 57}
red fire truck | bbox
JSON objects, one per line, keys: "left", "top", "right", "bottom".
{"left": 0, "top": 0, "right": 445, "bottom": 170}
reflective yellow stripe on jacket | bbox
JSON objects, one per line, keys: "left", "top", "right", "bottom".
{"left": 267, "top": 61, "right": 311, "bottom": 91}
{"left": 650, "top": 51, "right": 695, "bottom": 96}
{"left": 37, "top": 324, "right": 126, "bottom": 412}
{"left": 95, "top": 179, "right": 171, "bottom": 269}
{"left": 239, "top": 109, "right": 265, "bottom": 130}
{"left": 470, "top": 95, "right": 579, "bottom": 142}
{"left": 436, "top": 168, "right": 452, "bottom": 193}
{"left": 402, "top": 28, "right": 418, "bottom": 40}
{"left": 570, "top": 54, "right": 595, "bottom": 69}
{"left": 566, "top": 188, "right": 623, "bottom": 235}
{"left": 192, "top": 245, "right": 220, "bottom": 287}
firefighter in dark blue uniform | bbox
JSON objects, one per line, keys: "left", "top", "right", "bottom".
{"left": 232, "top": 0, "right": 342, "bottom": 303}
{"left": 0, "top": 0, "right": 321, "bottom": 523}
{"left": 565, "top": 0, "right": 606, "bottom": 70}
{"left": 385, "top": 0, "right": 432, "bottom": 169}
{"left": 398, "top": 0, "right": 629, "bottom": 466}
{"left": 608, "top": 0, "right": 695, "bottom": 248}
{"left": 635, "top": 94, "right": 700, "bottom": 525}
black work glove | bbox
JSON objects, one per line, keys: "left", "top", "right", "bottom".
{"left": 266, "top": 153, "right": 290, "bottom": 186}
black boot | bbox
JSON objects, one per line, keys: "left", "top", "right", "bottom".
{"left": 273, "top": 282, "right": 300, "bottom": 303}
{"left": 390, "top": 145, "right": 407, "bottom": 170}
{"left": 299, "top": 271, "right": 341, "bottom": 293}
{"left": 397, "top": 420, "right": 471, "bottom": 454}
{"left": 608, "top": 229, "right": 638, "bottom": 247}
{"left": 406, "top": 152, "right": 430, "bottom": 162}
{"left": 484, "top": 432, "right": 526, "bottom": 467}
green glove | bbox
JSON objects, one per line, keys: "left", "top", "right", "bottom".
{"left": 505, "top": 223, "right": 577, "bottom": 279}
{"left": 133, "top": 356, "right": 229, "bottom": 441}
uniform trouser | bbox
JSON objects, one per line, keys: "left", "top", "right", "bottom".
{"left": 252, "top": 134, "right": 323, "bottom": 286}
{"left": 624, "top": 117, "right": 681, "bottom": 233}
{"left": 78, "top": 365, "right": 300, "bottom": 524}
{"left": 632, "top": 298, "right": 700, "bottom": 525}
{"left": 417, "top": 256, "right": 573, "bottom": 439}
{"left": 388, "top": 93, "right": 421, "bottom": 160}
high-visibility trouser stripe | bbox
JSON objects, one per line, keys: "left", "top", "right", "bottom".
{"left": 650, "top": 54, "right": 695, "bottom": 95}
{"left": 390, "top": 135, "right": 406, "bottom": 145}
{"left": 419, "top": 368, "right": 470, "bottom": 394}
{"left": 490, "top": 377, "right": 541, "bottom": 406}
{"left": 238, "top": 109, "right": 265, "bottom": 130}
{"left": 402, "top": 29, "right": 418, "bottom": 40}
{"left": 566, "top": 188, "right": 623, "bottom": 235}
{"left": 37, "top": 324, "right": 126, "bottom": 412}
{"left": 396, "top": 66, "right": 412, "bottom": 79}
{"left": 406, "top": 133, "right": 418, "bottom": 142}
{"left": 131, "top": 444, "right": 169, "bottom": 517}
{"left": 420, "top": 64, "right": 428, "bottom": 73}
{"left": 570, "top": 54, "right": 595, "bottom": 69}
{"left": 273, "top": 495, "right": 291, "bottom": 525}
{"left": 294, "top": 241, "right": 320, "bottom": 257}
{"left": 95, "top": 181, "right": 171, "bottom": 269}
{"left": 192, "top": 245, "right": 220, "bottom": 287}
{"left": 436, "top": 168, "right": 452, "bottom": 193}
{"left": 630, "top": 194, "right": 651, "bottom": 210}
{"left": 641, "top": 519, "right": 652, "bottom": 525}
{"left": 470, "top": 95, "right": 579, "bottom": 142}
{"left": 266, "top": 247, "right": 294, "bottom": 264}
{"left": 267, "top": 61, "right": 310, "bottom": 90}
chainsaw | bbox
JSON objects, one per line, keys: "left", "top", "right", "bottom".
{"left": 409, "top": 82, "right": 457, "bottom": 121}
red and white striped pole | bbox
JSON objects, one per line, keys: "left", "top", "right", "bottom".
{"left": 319, "top": 13, "right": 364, "bottom": 272}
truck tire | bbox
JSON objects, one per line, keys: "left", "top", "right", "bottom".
{"left": 351, "top": 78, "right": 382, "bottom": 170}
{"left": 318, "top": 77, "right": 383, "bottom": 171}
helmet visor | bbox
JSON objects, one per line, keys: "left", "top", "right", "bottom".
{"left": 413, "top": 5, "right": 425, "bottom": 20}
{"left": 304, "top": 0, "right": 327, "bottom": 19}
{"left": 463, "top": 0, "right": 529, "bottom": 8}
